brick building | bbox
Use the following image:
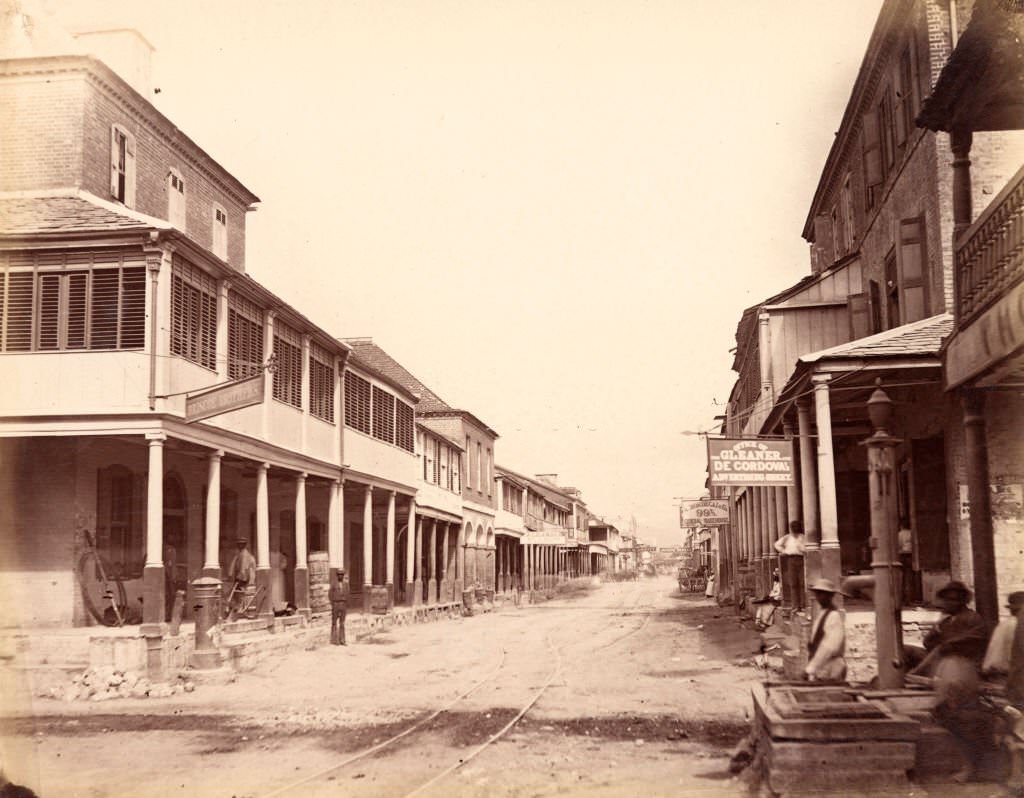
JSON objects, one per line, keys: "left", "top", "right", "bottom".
{"left": 717, "top": 0, "right": 1023, "bottom": 627}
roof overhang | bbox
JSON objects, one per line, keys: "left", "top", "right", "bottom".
{"left": 917, "top": 0, "right": 1024, "bottom": 133}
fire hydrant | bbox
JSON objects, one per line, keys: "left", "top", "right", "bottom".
{"left": 189, "top": 576, "right": 222, "bottom": 670}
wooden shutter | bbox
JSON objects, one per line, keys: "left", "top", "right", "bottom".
{"left": 37, "top": 273, "right": 61, "bottom": 350}
{"left": 5, "top": 272, "right": 34, "bottom": 351}
{"left": 868, "top": 279, "right": 883, "bottom": 335}
{"left": 66, "top": 273, "right": 88, "bottom": 349}
{"left": 899, "top": 217, "right": 928, "bottom": 323}
{"left": 90, "top": 269, "right": 121, "bottom": 349}
{"left": 862, "top": 109, "right": 882, "bottom": 187}
{"left": 848, "top": 292, "right": 870, "bottom": 340}
{"left": 813, "top": 214, "right": 834, "bottom": 269}
{"left": 119, "top": 268, "right": 146, "bottom": 348}
{"left": 110, "top": 127, "right": 121, "bottom": 199}
{"left": 124, "top": 134, "right": 137, "bottom": 208}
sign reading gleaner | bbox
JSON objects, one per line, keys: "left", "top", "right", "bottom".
{"left": 706, "top": 438, "right": 794, "bottom": 487}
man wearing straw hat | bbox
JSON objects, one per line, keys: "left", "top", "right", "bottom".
{"left": 804, "top": 578, "right": 847, "bottom": 682}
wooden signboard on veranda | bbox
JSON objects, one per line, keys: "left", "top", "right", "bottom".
{"left": 706, "top": 438, "right": 795, "bottom": 488}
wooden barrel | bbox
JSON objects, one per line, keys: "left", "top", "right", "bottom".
{"left": 308, "top": 551, "right": 330, "bottom": 613}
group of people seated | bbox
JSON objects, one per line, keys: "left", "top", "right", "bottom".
{"left": 756, "top": 576, "right": 1024, "bottom": 783}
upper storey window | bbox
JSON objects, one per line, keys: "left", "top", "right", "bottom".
{"left": 212, "top": 204, "right": 228, "bottom": 261}
{"left": 109, "top": 125, "right": 136, "bottom": 208}
{"left": 168, "top": 169, "right": 186, "bottom": 230}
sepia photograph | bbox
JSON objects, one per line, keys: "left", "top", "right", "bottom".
{"left": 1, "top": 0, "right": 1023, "bottom": 795}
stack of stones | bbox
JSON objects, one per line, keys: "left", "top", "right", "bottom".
{"left": 308, "top": 551, "right": 330, "bottom": 614}
{"left": 47, "top": 667, "right": 195, "bottom": 701}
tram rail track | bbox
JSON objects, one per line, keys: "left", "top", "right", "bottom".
{"left": 261, "top": 579, "right": 656, "bottom": 798}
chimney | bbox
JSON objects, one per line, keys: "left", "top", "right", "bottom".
{"left": 73, "top": 28, "right": 154, "bottom": 97}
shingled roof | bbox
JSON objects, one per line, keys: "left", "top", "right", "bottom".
{"left": 0, "top": 191, "right": 171, "bottom": 236}
{"left": 341, "top": 339, "right": 452, "bottom": 413}
{"left": 800, "top": 313, "right": 953, "bottom": 363}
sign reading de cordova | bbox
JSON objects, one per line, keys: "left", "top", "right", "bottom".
{"left": 706, "top": 438, "right": 794, "bottom": 487}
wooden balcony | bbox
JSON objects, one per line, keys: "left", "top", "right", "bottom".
{"left": 945, "top": 163, "right": 1024, "bottom": 390}
{"left": 956, "top": 163, "right": 1024, "bottom": 326}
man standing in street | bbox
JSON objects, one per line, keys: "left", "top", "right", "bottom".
{"left": 227, "top": 538, "right": 257, "bottom": 617}
{"left": 774, "top": 520, "right": 806, "bottom": 612}
{"left": 329, "top": 569, "right": 349, "bottom": 646}
{"left": 804, "top": 578, "right": 846, "bottom": 682}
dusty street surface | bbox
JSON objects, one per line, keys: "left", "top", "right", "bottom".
{"left": 2, "top": 577, "right": 767, "bottom": 797}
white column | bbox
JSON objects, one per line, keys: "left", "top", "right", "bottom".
{"left": 812, "top": 374, "right": 839, "bottom": 551}
{"left": 262, "top": 312, "right": 276, "bottom": 439}
{"left": 363, "top": 485, "right": 373, "bottom": 586}
{"left": 145, "top": 432, "right": 166, "bottom": 567}
{"left": 406, "top": 500, "right": 415, "bottom": 586}
{"left": 300, "top": 335, "right": 311, "bottom": 454}
{"left": 328, "top": 479, "right": 343, "bottom": 570}
{"left": 797, "top": 399, "right": 820, "bottom": 545}
{"left": 295, "top": 473, "right": 308, "bottom": 569}
{"left": 204, "top": 449, "right": 223, "bottom": 572}
{"left": 386, "top": 491, "right": 396, "bottom": 587}
{"left": 215, "top": 280, "right": 230, "bottom": 381}
{"left": 256, "top": 462, "right": 270, "bottom": 568}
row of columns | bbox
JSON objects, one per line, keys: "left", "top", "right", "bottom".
{"left": 406, "top": 515, "right": 462, "bottom": 605}
{"left": 731, "top": 375, "right": 843, "bottom": 611}
{"left": 142, "top": 432, "right": 431, "bottom": 624}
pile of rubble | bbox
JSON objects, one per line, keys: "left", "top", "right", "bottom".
{"left": 47, "top": 667, "right": 196, "bottom": 702}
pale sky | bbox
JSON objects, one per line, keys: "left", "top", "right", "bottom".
{"left": 49, "top": 0, "right": 884, "bottom": 545}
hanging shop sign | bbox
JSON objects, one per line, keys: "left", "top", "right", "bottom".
{"left": 185, "top": 375, "right": 263, "bottom": 423}
{"left": 679, "top": 499, "right": 730, "bottom": 528}
{"left": 707, "top": 438, "right": 794, "bottom": 487}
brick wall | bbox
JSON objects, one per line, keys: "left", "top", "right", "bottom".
{"left": 0, "top": 61, "right": 253, "bottom": 271}
{"left": 0, "top": 74, "right": 85, "bottom": 191}
{"left": 946, "top": 390, "right": 1024, "bottom": 612}
{"left": 81, "top": 80, "right": 249, "bottom": 269}
{"left": 0, "top": 437, "right": 79, "bottom": 627}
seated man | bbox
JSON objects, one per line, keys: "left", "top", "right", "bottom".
{"left": 753, "top": 569, "right": 782, "bottom": 631}
{"left": 805, "top": 578, "right": 846, "bottom": 682}
{"left": 907, "top": 580, "right": 990, "bottom": 676}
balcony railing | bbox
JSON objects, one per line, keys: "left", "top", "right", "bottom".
{"left": 956, "top": 163, "right": 1024, "bottom": 326}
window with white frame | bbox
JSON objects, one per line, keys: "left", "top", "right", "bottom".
{"left": 167, "top": 169, "right": 187, "bottom": 230}
{"left": 212, "top": 204, "right": 228, "bottom": 261}
{"left": 477, "top": 442, "right": 483, "bottom": 493}
{"left": 486, "top": 447, "right": 492, "bottom": 496}
{"left": 272, "top": 320, "right": 302, "bottom": 408}
{"left": 110, "top": 125, "right": 136, "bottom": 207}
{"left": 227, "top": 291, "right": 264, "bottom": 379}
{"left": 0, "top": 249, "right": 146, "bottom": 352}
{"left": 309, "top": 340, "right": 335, "bottom": 423}
{"left": 170, "top": 255, "right": 217, "bottom": 370}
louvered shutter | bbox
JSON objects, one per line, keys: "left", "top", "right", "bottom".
{"left": 90, "top": 269, "right": 120, "bottom": 349}
{"left": 862, "top": 109, "right": 882, "bottom": 187}
{"left": 66, "top": 273, "right": 88, "bottom": 349}
{"left": 5, "top": 272, "right": 34, "bottom": 351}
{"left": 37, "top": 273, "right": 61, "bottom": 350}
{"left": 119, "top": 268, "right": 146, "bottom": 348}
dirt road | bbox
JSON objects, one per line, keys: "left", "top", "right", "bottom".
{"left": 2, "top": 576, "right": 766, "bottom": 797}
